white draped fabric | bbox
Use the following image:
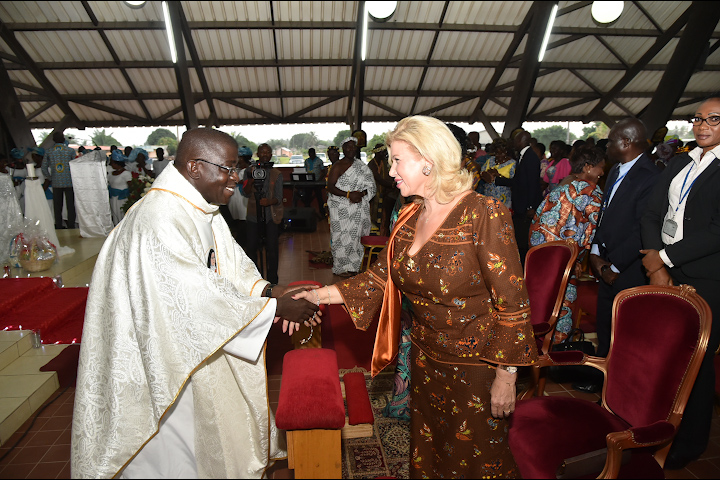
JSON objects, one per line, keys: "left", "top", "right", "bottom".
{"left": 0, "top": 173, "right": 23, "bottom": 264}
{"left": 69, "top": 151, "right": 113, "bottom": 237}
{"left": 72, "top": 165, "right": 286, "bottom": 479}
{"left": 23, "top": 178, "right": 75, "bottom": 257}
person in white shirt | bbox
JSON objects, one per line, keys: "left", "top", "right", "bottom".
{"left": 640, "top": 95, "right": 720, "bottom": 470}
{"left": 152, "top": 147, "right": 170, "bottom": 176}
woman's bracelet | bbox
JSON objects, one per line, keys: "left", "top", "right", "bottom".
{"left": 326, "top": 286, "right": 331, "bottom": 304}
{"left": 312, "top": 289, "right": 320, "bottom": 306}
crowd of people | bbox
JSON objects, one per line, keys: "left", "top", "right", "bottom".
{"left": 3, "top": 94, "right": 719, "bottom": 478}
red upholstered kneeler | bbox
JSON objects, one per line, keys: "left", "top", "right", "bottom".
{"left": 275, "top": 348, "right": 345, "bottom": 479}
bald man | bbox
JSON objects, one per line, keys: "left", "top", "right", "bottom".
{"left": 574, "top": 118, "right": 660, "bottom": 393}
{"left": 72, "top": 128, "right": 319, "bottom": 478}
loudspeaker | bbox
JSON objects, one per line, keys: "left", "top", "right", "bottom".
{"left": 283, "top": 207, "right": 317, "bottom": 232}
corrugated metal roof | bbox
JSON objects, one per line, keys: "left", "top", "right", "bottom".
{"left": 0, "top": 0, "right": 717, "bottom": 132}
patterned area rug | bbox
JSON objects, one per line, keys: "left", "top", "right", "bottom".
{"left": 341, "top": 369, "right": 410, "bottom": 479}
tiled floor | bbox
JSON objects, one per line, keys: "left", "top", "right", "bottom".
{"left": 2, "top": 220, "right": 720, "bottom": 478}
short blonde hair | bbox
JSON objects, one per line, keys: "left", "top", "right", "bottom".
{"left": 386, "top": 115, "right": 473, "bottom": 204}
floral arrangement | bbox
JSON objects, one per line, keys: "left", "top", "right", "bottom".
{"left": 122, "top": 172, "right": 155, "bottom": 213}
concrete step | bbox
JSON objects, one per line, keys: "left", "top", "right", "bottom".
{"left": 0, "top": 330, "right": 66, "bottom": 446}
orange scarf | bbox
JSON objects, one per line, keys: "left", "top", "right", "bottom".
{"left": 371, "top": 201, "right": 421, "bottom": 377}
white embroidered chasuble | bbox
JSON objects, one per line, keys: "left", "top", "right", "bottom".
{"left": 71, "top": 165, "right": 285, "bottom": 479}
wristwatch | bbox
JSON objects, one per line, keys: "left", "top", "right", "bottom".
{"left": 499, "top": 365, "right": 518, "bottom": 374}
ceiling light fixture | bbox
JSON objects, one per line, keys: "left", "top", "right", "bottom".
{"left": 538, "top": 3, "right": 559, "bottom": 62}
{"left": 361, "top": 2, "right": 369, "bottom": 61}
{"left": 591, "top": 1, "right": 624, "bottom": 25}
{"left": 367, "top": 1, "right": 397, "bottom": 22}
{"left": 122, "top": 1, "right": 146, "bottom": 8}
{"left": 162, "top": 1, "right": 177, "bottom": 63}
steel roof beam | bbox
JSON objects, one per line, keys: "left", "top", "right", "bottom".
{"left": 584, "top": 5, "right": 692, "bottom": 122}
{"left": 218, "top": 98, "right": 283, "bottom": 122}
{"left": 9, "top": 58, "right": 720, "bottom": 71}
{"left": 0, "top": 20, "right": 82, "bottom": 128}
{"left": 287, "top": 96, "right": 345, "bottom": 121}
{"left": 269, "top": 2, "right": 285, "bottom": 119}
{"left": 632, "top": 1, "right": 664, "bottom": 34}
{"left": 71, "top": 100, "right": 149, "bottom": 123}
{"left": 363, "top": 97, "right": 406, "bottom": 117}
{"left": 80, "top": 1, "right": 152, "bottom": 121}
{"left": 26, "top": 102, "right": 52, "bottom": 121}
{"left": 469, "top": 4, "right": 534, "bottom": 124}
{"left": 176, "top": 3, "right": 218, "bottom": 128}
{"left": 27, "top": 113, "right": 699, "bottom": 130}
{"left": 410, "top": 1, "right": 450, "bottom": 115}
{"left": 15, "top": 89, "right": 716, "bottom": 103}
{"left": 166, "top": 1, "right": 197, "bottom": 129}
{"left": 568, "top": 69, "right": 634, "bottom": 116}
{"left": 346, "top": 1, "right": 364, "bottom": 130}
{"left": 640, "top": 2, "right": 720, "bottom": 134}
{"left": 0, "top": 57, "right": 36, "bottom": 147}
{"left": 502, "top": 2, "right": 558, "bottom": 137}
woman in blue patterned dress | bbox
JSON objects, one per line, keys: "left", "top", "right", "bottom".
{"left": 529, "top": 145, "right": 606, "bottom": 343}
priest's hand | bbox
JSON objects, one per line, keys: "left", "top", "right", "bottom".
{"left": 275, "top": 293, "right": 320, "bottom": 336}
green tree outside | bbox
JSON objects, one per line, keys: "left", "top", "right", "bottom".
{"left": 581, "top": 122, "right": 609, "bottom": 141}
{"left": 229, "top": 132, "right": 258, "bottom": 154}
{"left": 363, "top": 131, "right": 389, "bottom": 155}
{"left": 89, "top": 129, "right": 119, "bottom": 146}
{"left": 157, "top": 137, "right": 178, "bottom": 156}
{"left": 332, "top": 130, "right": 352, "bottom": 147}
{"left": 146, "top": 128, "right": 177, "bottom": 146}
{"left": 531, "top": 125, "right": 577, "bottom": 148}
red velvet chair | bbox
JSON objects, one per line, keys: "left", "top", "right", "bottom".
{"left": 509, "top": 284, "right": 712, "bottom": 479}
{"left": 520, "top": 239, "right": 579, "bottom": 398}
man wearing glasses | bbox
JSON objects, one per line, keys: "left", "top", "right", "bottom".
{"left": 641, "top": 95, "right": 720, "bottom": 470}
{"left": 72, "top": 129, "right": 319, "bottom": 478}
{"left": 242, "top": 143, "right": 284, "bottom": 284}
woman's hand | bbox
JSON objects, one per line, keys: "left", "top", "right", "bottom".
{"left": 490, "top": 367, "right": 517, "bottom": 419}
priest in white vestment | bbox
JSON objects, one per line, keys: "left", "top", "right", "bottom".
{"left": 71, "top": 128, "right": 320, "bottom": 479}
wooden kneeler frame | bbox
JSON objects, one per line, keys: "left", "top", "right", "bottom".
{"left": 275, "top": 349, "right": 345, "bottom": 479}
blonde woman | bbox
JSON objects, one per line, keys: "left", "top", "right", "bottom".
{"left": 296, "top": 115, "right": 536, "bottom": 478}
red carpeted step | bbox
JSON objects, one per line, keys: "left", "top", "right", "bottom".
{"left": 1, "top": 287, "right": 89, "bottom": 337}
{"left": 0, "top": 277, "right": 55, "bottom": 313}
{"left": 41, "top": 296, "right": 87, "bottom": 345}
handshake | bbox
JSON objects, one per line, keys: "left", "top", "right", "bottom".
{"left": 271, "top": 284, "right": 324, "bottom": 335}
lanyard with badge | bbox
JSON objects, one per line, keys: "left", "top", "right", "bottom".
{"left": 663, "top": 163, "right": 698, "bottom": 238}
{"left": 602, "top": 170, "right": 627, "bottom": 210}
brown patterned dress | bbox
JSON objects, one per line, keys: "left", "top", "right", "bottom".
{"left": 336, "top": 192, "right": 537, "bottom": 479}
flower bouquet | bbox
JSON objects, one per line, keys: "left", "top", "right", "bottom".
{"left": 122, "top": 172, "right": 155, "bottom": 213}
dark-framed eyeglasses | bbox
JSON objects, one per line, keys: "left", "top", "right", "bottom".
{"left": 193, "top": 158, "right": 241, "bottom": 177}
{"left": 690, "top": 116, "right": 720, "bottom": 127}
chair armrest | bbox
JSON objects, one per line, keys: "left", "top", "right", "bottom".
{"left": 533, "top": 321, "right": 552, "bottom": 336}
{"left": 598, "top": 421, "right": 676, "bottom": 478}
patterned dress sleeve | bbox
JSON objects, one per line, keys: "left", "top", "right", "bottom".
{"left": 335, "top": 249, "right": 388, "bottom": 331}
{"left": 474, "top": 197, "right": 537, "bottom": 365}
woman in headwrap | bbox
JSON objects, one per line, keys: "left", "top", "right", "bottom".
{"left": 127, "top": 148, "right": 154, "bottom": 177}
{"left": 108, "top": 150, "right": 132, "bottom": 225}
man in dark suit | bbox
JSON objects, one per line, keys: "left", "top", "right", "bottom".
{"left": 640, "top": 95, "right": 720, "bottom": 470}
{"left": 575, "top": 118, "right": 660, "bottom": 393}
{"left": 490, "top": 129, "right": 542, "bottom": 265}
